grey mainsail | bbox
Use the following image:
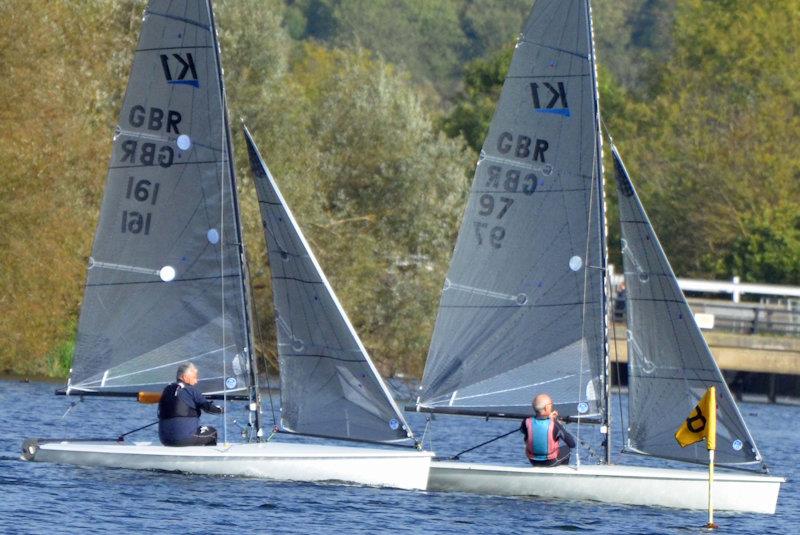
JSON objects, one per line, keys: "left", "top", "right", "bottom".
{"left": 418, "top": 0, "right": 607, "bottom": 420}
{"left": 243, "top": 125, "right": 414, "bottom": 444}
{"left": 68, "top": 0, "right": 251, "bottom": 396}
{"left": 613, "top": 146, "right": 761, "bottom": 466}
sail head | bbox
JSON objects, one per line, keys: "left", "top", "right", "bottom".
{"left": 418, "top": 0, "right": 607, "bottom": 420}
{"left": 613, "top": 146, "right": 762, "bottom": 466}
{"left": 68, "top": 0, "right": 251, "bottom": 396}
{"left": 243, "top": 125, "right": 413, "bottom": 444}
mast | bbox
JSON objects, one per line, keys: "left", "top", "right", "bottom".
{"left": 208, "top": 0, "right": 261, "bottom": 438}
{"left": 585, "top": 0, "right": 611, "bottom": 464}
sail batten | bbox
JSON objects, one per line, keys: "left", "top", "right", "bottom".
{"left": 418, "top": 0, "right": 606, "bottom": 420}
{"left": 68, "top": 0, "right": 251, "bottom": 396}
{"left": 613, "top": 145, "right": 762, "bottom": 466}
{"left": 243, "top": 125, "right": 414, "bottom": 444}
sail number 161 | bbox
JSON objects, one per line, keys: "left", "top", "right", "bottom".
{"left": 121, "top": 177, "right": 159, "bottom": 234}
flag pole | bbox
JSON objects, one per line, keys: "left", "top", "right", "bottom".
{"left": 674, "top": 385, "right": 718, "bottom": 528}
{"left": 706, "top": 449, "right": 716, "bottom": 529}
{"left": 705, "top": 386, "right": 718, "bottom": 530}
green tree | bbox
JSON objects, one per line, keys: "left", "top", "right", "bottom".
{"left": 0, "top": 1, "right": 472, "bottom": 378}
{"left": 239, "top": 44, "right": 472, "bottom": 375}
{"left": 717, "top": 207, "right": 800, "bottom": 285}
{"left": 0, "top": 0, "right": 145, "bottom": 376}
{"left": 289, "top": 0, "right": 467, "bottom": 93}
{"left": 613, "top": 0, "right": 800, "bottom": 280}
{"left": 458, "top": 0, "right": 529, "bottom": 58}
{"left": 440, "top": 44, "right": 513, "bottom": 152}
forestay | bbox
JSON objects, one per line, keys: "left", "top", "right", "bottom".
{"left": 418, "top": 0, "right": 607, "bottom": 419}
{"left": 243, "top": 126, "right": 414, "bottom": 444}
{"left": 613, "top": 146, "right": 761, "bottom": 466}
{"left": 68, "top": 0, "right": 251, "bottom": 395}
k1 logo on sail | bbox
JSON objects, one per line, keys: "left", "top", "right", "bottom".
{"left": 530, "top": 82, "right": 569, "bottom": 117}
{"left": 160, "top": 53, "right": 199, "bottom": 88}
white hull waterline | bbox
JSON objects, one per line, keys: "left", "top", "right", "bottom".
{"left": 428, "top": 461, "right": 783, "bottom": 514}
{"left": 22, "top": 440, "right": 433, "bottom": 491}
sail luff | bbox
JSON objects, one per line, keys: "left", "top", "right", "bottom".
{"left": 613, "top": 145, "right": 762, "bottom": 467}
{"left": 207, "top": 0, "right": 261, "bottom": 435}
{"left": 585, "top": 0, "right": 611, "bottom": 463}
{"left": 243, "top": 125, "right": 414, "bottom": 444}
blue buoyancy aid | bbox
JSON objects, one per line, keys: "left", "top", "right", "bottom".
{"left": 524, "top": 416, "right": 558, "bottom": 461}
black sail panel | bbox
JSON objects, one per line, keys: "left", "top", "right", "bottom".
{"left": 68, "top": 1, "right": 250, "bottom": 395}
{"left": 243, "top": 125, "right": 413, "bottom": 444}
{"left": 419, "top": 0, "right": 607, "bottom": 419}
{"left": 613, "top": 146, "right": 761, "bottom": 466}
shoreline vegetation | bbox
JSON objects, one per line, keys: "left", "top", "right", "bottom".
{"left": 2, "top": 0, "right": 798, "bottom": 379}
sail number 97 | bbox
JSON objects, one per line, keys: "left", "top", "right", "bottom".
{"left": 475, "top": 194, "right": 512, "bottom": 249}
{"left": 472, "top": 163, "right": 538, "bottom": 249}
{"left": 121, "top": 177, "right": 159, "bottom": 234}
{"left": 474, "top": 222, "right": 505, "bottom": 248}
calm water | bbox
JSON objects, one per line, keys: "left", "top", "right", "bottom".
{"left": 0, "top": 379, "right": 796, "bottom": 534}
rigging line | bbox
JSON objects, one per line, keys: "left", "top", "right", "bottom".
{"left": 574, "top": 91, "right": 600, "bottom": 469}
{"left": 599, "top": 113, "right": 614, "bottom": 146}
{"left": 421, "top": 416, "right": 433, "bottom": 452}
{"left": 447, "top": 427, "right": 519, "bottom": 461}
{"left": 61, "top": 399, "right": 81, "bottom": 420}
{"left": 579, "top": 438, "right": 600, "bottom": 462}
{"left": 211, "top": 0, "right": 259, "bottom": 445}
{"left": 607, "top": 275, "right": 627, "bottom": 450}
{"left": 244, "top": 248, "right": 278, "bottom": 430}
{"left": 145, "top": 9, "right": 210, "bottom": 30}
{"left": 587, "top": 0, "right": 610, "bottom": 465}
{"left": 437, "top": 374, "right": 578, "bottom": 403}
{"left": 78, "top": 345, "right": 237, "bottom": 385}
{"left": 116, "top": 420, "right": 159, "bottom": 442}
{"left": 572, "top": 0, "right": 602, "bottom": 471}
{"left": 207, "top": 0, "right": 228, "bottom": 446}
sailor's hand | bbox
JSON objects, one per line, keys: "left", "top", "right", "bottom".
{"left": 550, "top": 410, "right": 559, "bottom": 421}
{"left": 206, "top": 404, "right": 224, "bottom": 414}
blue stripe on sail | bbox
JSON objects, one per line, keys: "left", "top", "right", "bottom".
{"left": 535, "top": 108, "right": 570, "bottom": 117}
{"left": 168, "top": 79, "right": 200, "bottom": 88}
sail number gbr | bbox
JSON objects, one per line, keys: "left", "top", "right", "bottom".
{"left": 118, "top": 105, "right": 183, "bottom": 168}
{"left": 121, "top": 177, "right": 159, "bottom": 235}
{"left": 474, "top": 164, "right": 538, "bottom": 249}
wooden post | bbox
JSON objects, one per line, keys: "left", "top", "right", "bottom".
{"left": 768, "top": 374, "right": 777, "bottom": 404}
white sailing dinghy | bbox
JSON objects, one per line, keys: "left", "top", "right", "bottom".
{"left": 22, "top": 0, "right": 431, "bottom": 491}
{"left": 411, "top": 0, "right": 783, "bottom": 513}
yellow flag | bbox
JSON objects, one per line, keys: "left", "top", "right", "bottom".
{"left": 675, "top": 386, "right": 716, "bottom": 450}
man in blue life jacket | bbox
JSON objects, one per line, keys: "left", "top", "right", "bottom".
{"left": 158, "top": 362, "right": 224, "bottom": 446}
{"left": 520, "top": 393, "right": 576, "bottom": 466}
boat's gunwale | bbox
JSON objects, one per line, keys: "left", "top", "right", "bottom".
{"left": 431, "top": 460, "right": 785, "bottom": 483}
{"left": 33, "top": 440, "right": 435, "bottom": 460}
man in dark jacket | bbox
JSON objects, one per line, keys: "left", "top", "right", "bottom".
{"left": 520, "top": 393, "right": 576, "bottom": 466}
{"left": 158, "top": 362, "right": 223, "bottom": 446}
